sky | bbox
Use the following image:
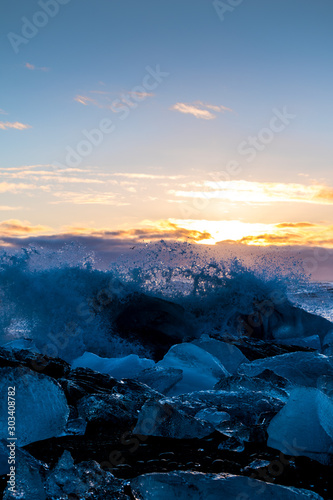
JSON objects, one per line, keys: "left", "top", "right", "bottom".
{"left": 1, "top": 0, "right": 333, "bottom": 266}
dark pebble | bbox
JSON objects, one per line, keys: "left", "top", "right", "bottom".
{"left": 159, "top": 452, "right": 175, "bottom": 459}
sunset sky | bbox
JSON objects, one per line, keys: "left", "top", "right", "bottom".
{"left": 1, "top": 0, "right": 333, "bottom": 252}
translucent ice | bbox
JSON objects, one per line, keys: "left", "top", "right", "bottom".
{"left": 0, "top": 441, "right": 46, "bottom": 500}
{"left": 239, "top": 352, "right": 333, "bottom": 387}
{"left": 136, "top": 366, "right": 183, "bottom": 394}
{"left": 131, "top": 471, "right": 323, "bottom": 499}
{"left": 133, "top": 400, "right": 214, "bottom": 439}
{"left": 157, "top": 343, "right": 230, "bottom": 395}
{"left": 72, "top": 351, "right": 155, "bottom": 379}
{"left": 192, "top": 335, "right": 248, "bottom": 374}
{"left": 2, "top": 338, "right": 40, "bottom": 353}
{"left": 215, "top": 371, "right": 289, "bottom": 402}
{"left": 267, "top": 387, "right": 333, "bottom": 465}
{"left": 162, "top": 389, "right": 283, "bottom": 444}
{"left": 0, "top": 367, "right": 69, "bottom": 446}
{"left": 195, "top": 408, "right": 230, "bottom": 426}
{"left": 45, "top": 450, "right": 127, "bottom": 499}
{"left": 162, "top": 389, "right": 283, "bottom": 426}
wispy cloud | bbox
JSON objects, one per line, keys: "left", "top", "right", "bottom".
{"left": 129, "top": 91, "right": 154, "bottom": 99}
{"left": 0, "top": 182, "right": 36, "bottom": 193}
{"left": 0, "top": 206, "right": 22, "bottom": 211}
{"left": 74, "top": 87, "right": 155, "bottom": 111}
{"left": 111, "top": 172, "right": 185, "bottom": 180}
{"left": 51, "top": 191, "right": 130, "bottom": 206}
{"left": 170, "top": 101, "right": 233, "bottom": 120}
{"left": 170, "top": 180, "right": 333, "bottom": 206}
{"left": 275, "top": 222, "right": 316, "bottom": 229}
{"left": 0, "top": 109, "right": 8, "bottom": 115}
{"left": 25, "top": 63, "right": 49, "bottom": 71}
{"left": 238, "top": 224, "right": 333, "bottom": 247}
{"left": 0, "top": 122, "right": 32, "bottom": 131}
{"left": 74, "top": 95, "right": 99, "bottom": 106}
{"left": 0, "top": 219, "right": 51, "bottom": 236}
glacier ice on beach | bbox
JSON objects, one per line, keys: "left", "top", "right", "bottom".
{"left": 133, "top": 400, "right": 214, "bottom": 439}
{"left": 0, "top": 367, "right": 69, "bottom": 446}
{"left": 267, "top": 387, "right": 333, "bottom": 465}
{"left": 45, "top": 450, "right": 127, "bottom": 500}
{"left": 163, "top": 389, "right": 283, "bottom": 425}
{"left": 2, "top": 338, "right": 41, "bottom": 353}
{"left": 136, "top": 366, "right": 183, "bottom": 394}
{"left": 215, "top": 371, "right": 289, "bottom": 401}
{"left": 159, "top": 389, "right": 283, "bottom": 445}
{"left": 72, "top": 352, "right": 155, "bottom": 379}
{"left": 0, "top": 442, "right": 46, "bottom": 500}
{"left": 157, "top": 343, "right": 230, "bottom": 395}
{"left": 192, "top": 335, "right": 248, "bottom": 374}
{"left": 131, "top": 471, "right": 323, "bottom": 499}
{"left": 195, "top": 408, "right": 231, "bottom": 426}
{"left": 239, "top": 351, "right": 333, "bottom": 387}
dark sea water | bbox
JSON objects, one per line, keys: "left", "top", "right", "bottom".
{"left": 290, "top": 281, "right": 333, "bottom": 323}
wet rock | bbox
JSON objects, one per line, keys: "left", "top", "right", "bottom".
{"left": 237, "top": 299, "right": 332, "bottom": 345}
{"left": 113, "top": 293, "right": 196, "bottom": 360}
{"left": 77, "top": 393, "right": 139, "bottom": 428}
{"left": 59, "top": 367, "right": 117, "bottom": 405}
{"left": 228, "top": 338, "right": 313, "bottom": 361}
{"left": 112, "top": 379, "right": 163, "bottom": 411}
{"left": 0, "top": 347, "right": 70, "bottom": 379}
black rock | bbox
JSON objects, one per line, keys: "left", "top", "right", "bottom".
{"left": 0, "top": 347, "right": 70, "bottom": 379}
{"left": 112, "top": 293, "right": 196, "bottom": 360}
{"left": 59, "top": 367, "right": 117, "bottom": 405}
{"left": 227, "top": 337, "right": 313, "bottom": 361}
{"left": 237, "top": 299, "right": 332, "bottom": 344}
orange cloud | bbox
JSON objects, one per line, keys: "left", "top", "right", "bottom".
{"left": 170, "top": 103, "right": 215, "bottom": 120}
{"left": 74, "top": 95, "right": 99, "bottom": 106}
{"left": 61, "top": 220, "right": 211, "bottom": 243}
{"left": 0, "top": 182, "right": 36, "bottom": 193}
{"left": 1, "top": 218, "right": 332, "bottom": 251}
{"left": 0, "top": 122, "right": 32, "bottom": 131}
{"left": 275, "top": 222, "right": 316, "bottom": 228}
{"left": 172, "top": 180, "right": 333, "bottom": 205}
{"left": 0, "top": 219, "right": 51, "bottom": 236}
{"left": 25, "top": 63, "right": 49, "bottom": 71}
{"left": 74, "top": 88, "right": 155, "bottom": 110}
{"left": 170, "top": 101, "right": 233, "bottom": 120}
{"left": 315, "top": 187, "right": 333, "bottom": 202}
{"left": 129, "top": 91, "right": 154, "bottom": 99}
{"left": 237, "top": 223, "right": 333, "bottom": 247}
